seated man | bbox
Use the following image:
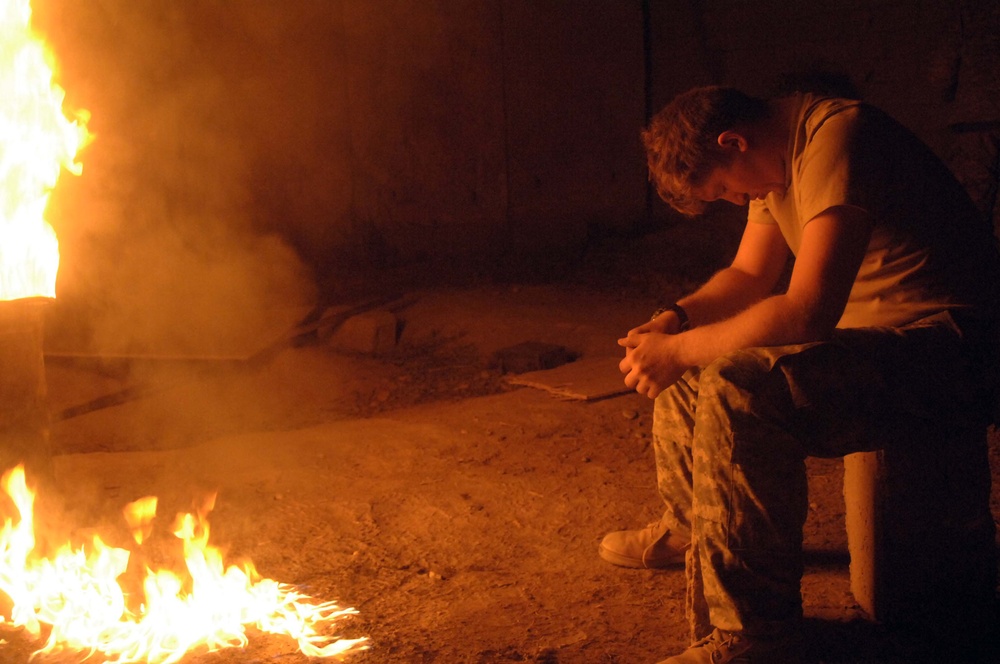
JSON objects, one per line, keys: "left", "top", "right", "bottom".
{"left": 607, "top": 86, "right": 999, "bottom": 663}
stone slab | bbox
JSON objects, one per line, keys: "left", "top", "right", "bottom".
{"left": 506, "top": 355, "right": 629, "bottom": 401}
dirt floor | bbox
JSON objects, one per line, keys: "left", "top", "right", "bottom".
{"left": 2, "top": 212, "right": 999, "bottom": 663}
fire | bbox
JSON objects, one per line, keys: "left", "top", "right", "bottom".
{"left": 0, "top": 465, "right": 368, "bottom": 662}
{"left": 0, "top": 0, "right": 89, "bottom": 300}
{"left": 0, "top": 3, "right": 368, "bottom": 658}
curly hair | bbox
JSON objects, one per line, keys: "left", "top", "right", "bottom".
{"left": 642, "top": 86, "right": 769, "bottom": 216}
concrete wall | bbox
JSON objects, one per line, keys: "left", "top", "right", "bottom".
{"left": 24, "top": 1, "right": 1000, "bottom": 350}
{"left": 37, "top": 1, "right": 644, "bottom": 310}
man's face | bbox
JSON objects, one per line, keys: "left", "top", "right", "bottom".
{"left": 693, "top": 133, "right": 786, "bottom": 206}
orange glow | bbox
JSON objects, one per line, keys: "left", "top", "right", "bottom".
{"left": 0, "top": 466, "right": 368, "bottom": 662}
{"left": 0, "top": 0, "right": 89, "bottom": 300}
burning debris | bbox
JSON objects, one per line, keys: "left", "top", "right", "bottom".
{"left": 0, "top": 465, "right": 368, "bottom": 662}
{"left": 0, "top": 2, "right": 367, "bottom": 661}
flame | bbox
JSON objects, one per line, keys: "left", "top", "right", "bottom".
{"left": 0, "top": 465, "right": 368, "bottom": 662}
{"left": 0, "top": 0, "right": 90, "bottom": 300}
{"left": 0, "top": 4, "right": 365, "bottom": 658}
{"left": 123, "top": 496, "right": 158, "bottom": 546}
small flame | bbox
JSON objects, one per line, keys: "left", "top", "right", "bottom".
{"left": 124, "top": 496, "right": 157, "bottom": 546}
{"left": 0, "top": 0, "right": 90, "bottom": 300}
{"left": 0, "top": 465, "right": 368, "bottom": 662}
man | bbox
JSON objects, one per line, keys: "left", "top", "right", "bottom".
{"left": 605, "top": 86, "right": 999, "bottom": 663}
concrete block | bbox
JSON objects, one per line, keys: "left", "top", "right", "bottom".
{"left": 843, "top": 429, "right": 996, "bottom": 639}
{"left": 843, "top": 451, "right": 882, "bottom": 620}
{"left": 325, "top": 310, "right": 398, "bottom": 355}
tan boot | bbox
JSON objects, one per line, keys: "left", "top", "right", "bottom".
{"left": 656, "top": 628, "right": 800, "bottom": 663}
{"left": 598, "top": 517, "right": 689, "bottom": 569}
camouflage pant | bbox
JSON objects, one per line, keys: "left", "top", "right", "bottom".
{"left": 651, "top": 312, "right": 993, "bottom": 641}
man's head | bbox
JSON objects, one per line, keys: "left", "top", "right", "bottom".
{"left": 642, "top": 86, "right": 771, "bottom": 216}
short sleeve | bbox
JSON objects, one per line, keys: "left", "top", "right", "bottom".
{"left": 748, "top": 199, "right": 776, "bottom": 225}
{"left": 796, "top": 109, "right": 865, "bottom": 224}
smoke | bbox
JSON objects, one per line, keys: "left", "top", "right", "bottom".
{"left": 34, "top": 0, "right": 345, "bottom": 359}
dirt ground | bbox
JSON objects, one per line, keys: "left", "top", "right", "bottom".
{"left": 2, "top": 212, "right": 999, "bottom": 663}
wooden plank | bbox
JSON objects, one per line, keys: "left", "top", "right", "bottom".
{"left": 43, "top": 294, "right": 412, "bottom": 363}
{"left": 506, "top": 355, "right": 629, "bottom": 401}
{"left": 48, "top": 295, "right": 412, "bottom": 421}
{"left": 44, "top": 305, "right": 317, "bottom": 362}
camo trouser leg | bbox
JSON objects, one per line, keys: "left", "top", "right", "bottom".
{"left": 652, "top": 371, "right": 709, "bottom": 638}
{"left": 652, "top": 369, "right": 698, "bottom": 538}
{"left": 653, "top": 351, "right": 807, "bottom": 641}
{"left": 649, "top": 314, "right": 987, "bottom": 642}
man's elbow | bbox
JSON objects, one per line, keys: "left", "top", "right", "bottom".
{"left": 783, "top": 298, "right": 841, "bottom": 343}
{"left": 799, "top": 316, "right": 838, "bottom": 343}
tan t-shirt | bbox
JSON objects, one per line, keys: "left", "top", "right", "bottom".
{"left": 749, "top": 94, "right": 999, "bottom": 328}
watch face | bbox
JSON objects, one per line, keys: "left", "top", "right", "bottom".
{"left": 651, "top": 305, "right": 689, "bottom": 330}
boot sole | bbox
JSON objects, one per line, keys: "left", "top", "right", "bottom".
{"left": 597, "top": 543, "right": 684, "bottom": 569}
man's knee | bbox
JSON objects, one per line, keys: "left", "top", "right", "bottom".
{"left": 699, "top": 349, "right": 777, "bottom": 397}
{"left": 653, "top": 368, "right": 700, "bottom": 431}
{"left": 694, "top": 349, "right": 803, "bottom": 457}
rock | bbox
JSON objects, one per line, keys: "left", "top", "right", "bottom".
{"left": 325, "top": 310, "right": 398, "bottom": 355}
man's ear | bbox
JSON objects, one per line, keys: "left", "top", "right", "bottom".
{"left": 717, "top": 131, "right": 748, "bottom": 152}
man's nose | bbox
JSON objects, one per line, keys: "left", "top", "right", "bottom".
{"left": 722, "top": 191, "right": 749, "bottom": 205}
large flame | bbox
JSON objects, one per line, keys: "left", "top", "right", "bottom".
{"left": 0, "top": 0, "right": 89, "bottom": 300}
{"left": 0, "top": 465, "right": 367, "bottom": 662}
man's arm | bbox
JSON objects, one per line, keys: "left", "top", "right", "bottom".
{"left": 630, "top": 219, "right": 790, "bottom": 337}
{"left": 621, "top": 205, "right": 873, "bottom": 397}
{"left": 677, "top": 219, "right": 792, "bottom": 326}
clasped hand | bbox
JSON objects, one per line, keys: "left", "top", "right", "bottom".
{"left": 617, "top": 319, "right": 687, "bottom": 399}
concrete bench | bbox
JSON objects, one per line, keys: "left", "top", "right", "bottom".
{"left": 843, "top": 426, "right": 996, "bottom": 649}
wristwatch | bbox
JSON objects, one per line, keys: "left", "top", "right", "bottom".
{"left": 651, "top": 303, "right": 691, "bottom": 331}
